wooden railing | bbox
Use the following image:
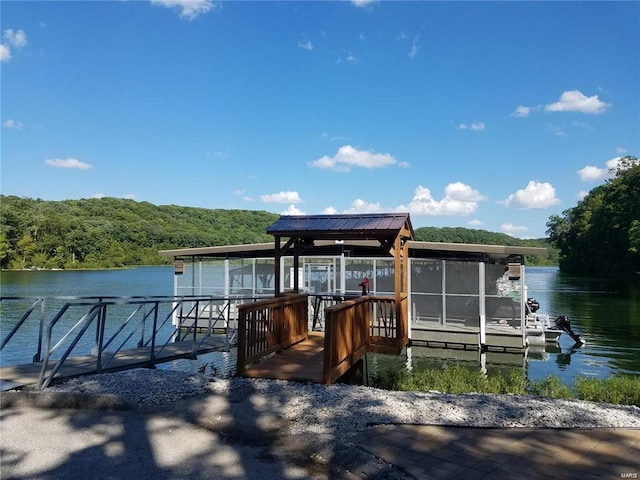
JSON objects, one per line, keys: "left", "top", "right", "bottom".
{"left": 368, "top": 295, "right": 407, "bottom": 354}
{"left": 323, "top": 295, "right": 406, "bottom": 384}
{"left": 236, "top": 294, "right": 308, "bottom": 375}
{"left": 322, "top": 297, "right": 369, "bottom": 385}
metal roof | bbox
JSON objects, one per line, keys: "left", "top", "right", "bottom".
{"left": 159, "top": 239, "right": 547, "bottom": 259}
{"left": 265, "top": 213, "right": 414, "bottom": 240}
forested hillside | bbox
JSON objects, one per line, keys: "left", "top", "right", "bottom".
{"left": 0, "top": 196, "right": 278, "bottom": 269}
{"left": 546, "top": 156, "right": 639, "bottom": 276}
{"left": 0, "top": 195, "right": 554, "bottom": 270}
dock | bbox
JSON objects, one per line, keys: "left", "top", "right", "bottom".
{"left": 0, "top": 336, "right": 228, "bottom": 391}
{"left": 240, "top": 332, "right": 325, "bottom": 383}
{"left": 1, "top": 295, "right": 237, "bottom": 391}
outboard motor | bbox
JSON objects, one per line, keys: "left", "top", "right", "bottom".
{"left": 554, "top": 315, "right": 585, "bottom": 344}
{"left": 526, "top": 298, "right": 540, "bottom": 314}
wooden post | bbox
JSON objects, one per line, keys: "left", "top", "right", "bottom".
{"left": 236, "top": 307, "right": 247, "bottom": 375}
{"left": 394, "top": 234, "right": 402, "bottom": 343}
{"left": 322, "top": 310, "right": 334, "bottom": 384}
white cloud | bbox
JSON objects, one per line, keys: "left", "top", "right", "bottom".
{"left": 548, "top": 123, "right": 567, "bottom": 136}
{"left": 260, "top": 191, "right": 302, "bottom": 204}
{"left": 458, "top": 122, "right": 485, "bottom": 131}
{"left": 45, "top": 158, "right": 91, "bottom": 170}
{"left": 352, "top": 0, "right": 375, "bottom": 7}
{"left": 92, "top": 193, "right": 106, "bottom": 199}
{"left": 606, "top": 156, "right": 627, "bottom": 171}
{"left": 322, "top": 206, "right": 338, "bottom": 214}
{"left": 467, "top": 219, "right": 484, "bottom": 227}
{"left": 399, "top": 183, "right": 485, "bottom": 216}
{"left": 502, "top": 181, "right": 560, "bottom": 209}
{"left": 545, "top": 90, "right": 611, "bottom": 114}
{"left": 282, "top": 204, "right": 305, "bottom": 215}
{"left": 577, "top": 165, "right": 606, "bottom": 182}
{"left": 322, "top": 132, "right": 349, "bottom": 142}
{"left": 511, "top": 106, "right": 530, "bottom": 118}
{"left": 123, "top": 193, "right": 136, "bottom": 200}
{"left": 0, "top": 44, "right": 10, "bottom": 62}
{"left": 150, "top": 0, "right": 219, "bottom": 20}
{"left": 445, "top": 182, "right": 486, "bottom": 202}
{"left": 615, "top": 147, "right": 627, "bottom": 154}
{"left": 337, "top": 52, "right": 357, "bottom": 63}
{"left": 1, "top": 28, "right": 27, "bottom": 63}
{"left": 344, "top": 199, "right": 383, "bottom": 214}
{"left": 2, "top": 119, "right": 23, "bottom": 129}
{"left": 501, "top": 223, "right": 529, "bottom": 235}
{"left": 298, "top": 40, "right": 313, "bottom": 51}
{"left": 4, "top": 29, "right": 27, "bottom": 48}
{"left": 310, "top": 145, "right": 399, "bottom": 172}
{"left": 408, "top": 35, "right": 419, "bottom": 58}
{"left": 577, "top": 190, "right": 589, "bottom": 201}
{"left": 576, "top": 156, "right": 631, "bottom": 182}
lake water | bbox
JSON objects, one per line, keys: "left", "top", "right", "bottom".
{"left": 1, "top": 266, "right": 638, "bottom": 383}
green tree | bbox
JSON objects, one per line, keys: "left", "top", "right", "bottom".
{"left": 546, "top": 156, "right": 640, "bottom": 276}
{"left": 16, "top": 233, "right": 37, "bottom": 267}
{"left": 0, "top": 232, "right": 9, "bottom": 267}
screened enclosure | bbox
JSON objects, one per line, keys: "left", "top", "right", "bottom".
{"left": 172, "top": 253, "right": 526, "bottom": 347}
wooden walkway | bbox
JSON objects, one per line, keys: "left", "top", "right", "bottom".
{"left": 0, "top": 336, "right": 229, "bottom": 391}
{"left": 240, "top": 332, "right": 326, "bottom": 383}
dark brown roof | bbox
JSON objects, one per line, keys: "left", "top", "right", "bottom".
{"left": 266, "top": 213, "right": 414, "bottom": 240}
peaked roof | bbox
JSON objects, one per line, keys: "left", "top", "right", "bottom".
{"left": 266, "top": 213, "right": 414, "bottom": 241}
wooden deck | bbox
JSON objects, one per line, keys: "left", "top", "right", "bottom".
{"left": 0, "top": 336, "right": 229, "bottom": 391}
{"left": 240, "top": 332, "right": 325, "bottom": 383}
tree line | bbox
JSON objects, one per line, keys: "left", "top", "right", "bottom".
{"left": 0, "top": 195, "right": 555, "bottom": 270}
{"left": 0, "top": 196, "right": 278, "bottom": 269}
{"left": 546, "top": 156, "right": 639, "bottom": 277}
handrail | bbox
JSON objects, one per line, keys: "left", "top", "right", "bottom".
{"left": 1, "top": 295, "right": 240, "bottom": 361}
{"left": 368, "top": 295, "right": 406, "bottom": 354}
{"left": 0, "top": 295, "right": 249, "bottom": 389}
{"left": 323, "top": 296, "right": 370, "bottom": 384}
{"left": 38, "top": 303, "right": 104, "bottom": 389}
{"left": 0, "top": 298, "right": 43, "bottom": 353}
{"left": 236, "top": 294, "right": 308, "bottom": 375}
{"left": 323, "top": 295, "right": 406, "bottom": 384}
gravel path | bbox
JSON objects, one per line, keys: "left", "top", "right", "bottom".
{"left": 17, "top": 368, "right": 640, "bottom": 436}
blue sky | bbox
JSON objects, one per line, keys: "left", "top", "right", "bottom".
{"left": 2, "top": 1, "right": 638, "bottom": 239}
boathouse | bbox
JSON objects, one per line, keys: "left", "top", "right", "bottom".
{"left": 159, "top": 213, "right": 546, "bottom": 383}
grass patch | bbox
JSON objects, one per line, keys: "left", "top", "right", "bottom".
{"left": 373, "top": 365, "right": 640, "bottom": 407}
{"left": 528, "top": 375, "right": 573, "bottom": 399}
{"left": 376, "top": 364, "right": 528, "bottom": 396}
{"left": 574, "top": 374, "right": 640, "bottom": 406}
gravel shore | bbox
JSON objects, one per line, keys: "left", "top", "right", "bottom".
{"left": 12, "top": 368, "right": 640, "bottom": 436}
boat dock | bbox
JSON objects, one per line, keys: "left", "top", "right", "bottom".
{"left": 0, "top": 295, "right": 237, "bottom": 391}
{"left": 0, "top": 336, "right": 228, "bottom": 391}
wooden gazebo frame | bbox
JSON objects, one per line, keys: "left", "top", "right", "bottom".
{"left": 266, "top": 213, "right": 415, "bottom": 336}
